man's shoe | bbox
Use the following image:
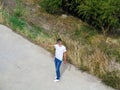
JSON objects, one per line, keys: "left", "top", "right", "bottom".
{"left": 54, "top": 79, "right": 60, "bottom": 82}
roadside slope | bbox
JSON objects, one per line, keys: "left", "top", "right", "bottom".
{"left": 0, "top": 24, "right": 115, "bottom": 90}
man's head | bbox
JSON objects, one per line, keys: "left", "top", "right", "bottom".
{"left": 57, "top": 38, "right": 62, "bottom": 45}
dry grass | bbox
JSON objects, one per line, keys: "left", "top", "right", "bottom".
{"left": 53, "top": 33, "right": 109, "bottom": 75}
{"left": 0, "top": 1, "right": 4, "bottom": 24}
{"left": 52, "top": 33, "right": 120, "bottom": 89}
{"left": 87, "top": 49, "right": 109, "bottom": 77}
{"left": 21, "top": 0, "right": 39, "bottom": 5}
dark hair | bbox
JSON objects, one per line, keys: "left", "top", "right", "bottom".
{"left": 57, "top": 38, "right": 62, "bottom": 42}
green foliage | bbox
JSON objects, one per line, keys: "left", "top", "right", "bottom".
{"left": 102, "top": 71, "right": 120, "bottom": 89}
{"left": 40, "top": 0, "right": 120, "bottom": 33}
{"left": 98, "top": 42, "right": 120, "bottom": 63}
{"left": 27, "top": 24, "right": 47, "bottom": 40}
{"left": 75, "top": 26, "right": 97, "bottom": 38}
{"left": 14, "top": 0, "right": 25, "bottom": 17}
{"left": 112, "top": 50, "right": 120, "bottom": 63}
{"left": 78, "top": 0, "right": 120, "bottom": 34}
{"left": 73, "top": 25, "right": 97, "bottom": 44}
{"left": 40, "top": 0, "right": 62, "bottom": 14}
{"left": 9, "top": 16, "right": 26, "bottom": 30}
{"left": 63, "top": 0, "right": 120, "bottom": 34}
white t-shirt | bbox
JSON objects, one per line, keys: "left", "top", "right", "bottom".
{"left": 54, "top": 44, "right": 67, "bottom": 61}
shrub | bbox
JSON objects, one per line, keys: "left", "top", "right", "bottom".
{"left": 41, "top": 0, "right": 120, "bottom": 34}
{"left": 40, "top": 0, "right": 62, "bottom": 14}
{"left": 9, "top": 16, "right": 26, "bottom": 30}
{"left": 63, "top": 0, "right": 120, "bottom": 35}
{"left": 78, "top": 0, "right": 120, "bottom": 35}
{"left": 0, "top": 1, "right": 4, "bottom": 23}
{"left": 14, "top": 0, "right": 25, "bottom": 17}
{"left": 102, "top": 71, "right": 120, "bottom": 89}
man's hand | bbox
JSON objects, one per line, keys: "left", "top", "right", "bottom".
{"left": 63, "top": 60, "right": 67, "bottom": 64}
{"left": 63, "top": 52, "right": 67, "bottom": 64}
{"left": 41, "top": 41, "right": 48, "bottom": 47}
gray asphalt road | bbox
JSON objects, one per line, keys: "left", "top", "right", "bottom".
{"left": 0, "top": 25, "right": 115, "bottom": 90}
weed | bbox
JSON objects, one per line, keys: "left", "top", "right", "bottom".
{"left": 102, "top": 71, "right": 120, "bottom": 89}
{"left": 0, "top": 1, "right": 4, "bottom": 23}
{"left": 9, "top": 16, "right": 26, "bottom": 30}
{"left": 14, "top": 0, "right": 25, "bottom": 17}
{"left": 40, "top": 0, "right": 62, "bottom": 14}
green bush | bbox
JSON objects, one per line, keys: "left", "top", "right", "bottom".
{"left": 40, "top": 0, "right": 62, "bottom": 14}
{"left": 102, "top": 71, "right": 120, "bottom": 89}
{"left": 14, "top": 0, "right": 25, "bottom": 17}
{"left": 40, "top": 0, "right": 120, "bottom": 34}
{"left": 63, "top": 0, "right": 120, "bottom": 35}
{"left": 9, "top": 16, "right": 26, "bottom": 30}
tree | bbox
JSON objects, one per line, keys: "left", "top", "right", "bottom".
{"left": 76, "top": 0, "right": 120, "bottom": 35}
{"left": 40, "top": 0, "right": 120, "bottom": 35}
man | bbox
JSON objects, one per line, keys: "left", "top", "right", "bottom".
{"left": 45, "top": 38, "right": 67, "bottom": 82}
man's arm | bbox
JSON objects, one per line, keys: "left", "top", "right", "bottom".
{"left": 45, "top": 44, "right": 54, "bottom": 48}
{"left": 42, "top": 42, "right": 55, "bottom": 48}
{"left": 63, "top": 52, "right": 67, "bottom": 64}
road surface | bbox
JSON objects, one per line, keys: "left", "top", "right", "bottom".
{"left": 0, "top": 25, "right": 115, "bottom": 90}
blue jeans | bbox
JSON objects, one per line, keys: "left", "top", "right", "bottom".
{"left": 54, "top": 58, "right": 62, "bottom": 80}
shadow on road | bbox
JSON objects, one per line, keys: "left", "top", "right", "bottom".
{"left": 61, "top": 63, "right": 71, "bottom": 76}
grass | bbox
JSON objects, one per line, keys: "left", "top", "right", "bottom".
{"left": 14, "top": 0, "right": 25, "bottom": 17}
{"left": 9, "top": 16, "right": 26, "bottom": 30}
{"left": 8, "top": 15, "right": 52, "bottom": 44}
{"left": 0, "top": 1, "right": 4, "bottom": 24}
{"left": 102, "top": 71, "right": 120, "bottom": 89}
{"left": 1, "top": 0, "right": 120, "bottom": 89}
